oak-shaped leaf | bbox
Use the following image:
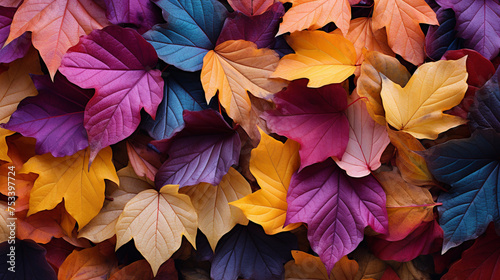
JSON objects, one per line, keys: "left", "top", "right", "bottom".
{"left": 284, "top": 251, "right": 359, "bottom": 280}
{"left": 0, "top": 6, "right": 31, "bottom": 64}
{"left": 230, "top": 129, "right": 301, "bottom": 235}
{"left": 211, "top": 223, "right": 296, "bottom": 280}
{"left": 423, "top": 129, "right": 500, "bottom": 252}
{"left": 442, "top": 224, "right": 500, "bottom": 280}
{"left": 4, "top": 74, "right": 93, "bottom": 157}
{"left": 143, "top": 0, "right": 228, "bottom": 71}
{"left": 59, "top": 25, "right": 164, "bottom": 162}
{"left": 469, "top": 66, "right": 500, "bottom": 133}
{"left": 263, "top": 79, "right": 349, "bottom": 170}
{"left": 286, "top": 158, "right": 388, "bottom": 272}
{"left": 380, "top": 57, "right": 468, "bottom": 139}
{"left": 5, "top": 0, "right": 110, "bottom": 78}
{"left": 142, "top": 70, "right": 209, "bottom": 140}
{"left": 154, "top": 109, "right": 240, "bottom": 188}
{"left": 272, "top": 30, "right": 357, "bottom": 87}
{"left": 104, "top": 0, "right": 163, "bottom": 34}
{"left": 334, "top": 92, "right": 390, "bottom": 178}
{"left": 437, "top": 0, "right": 500, "bottom": 60}
{"left": 181, "top": 167, "right": 252, "bottom": 251}
{"left": 19, "top": 147, "right": 118, "bottom": 229}
{"left": 0, "top": 239, "right": 57, "bottom": 279}
{"left": 115, "top": 185, "right": 198, "bottom": 275}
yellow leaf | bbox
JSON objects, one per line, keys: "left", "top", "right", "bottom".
{"left": 201, "top": 40, "right": 287, "bottom": 139}
{"left": 0, "top": 48, "right": 42, "bottom": 123}
{"left": 278, "top": 0, "right": 351, "bottom": 36}
{"left": 230, "top": 129, "right": 301, "bottom": 235}
{"left": 115, "top": 185, "right": 198, "bottom": 276}
{"left": 20, "top": 147, "right": 118, "bottom": 228}
{"left": 285, "top": 250, "right": 359, "bottom": 280}
{"left": 0, "top": 201, "right": 10, "bottom": 243}
{"left": 0, "top": 128, "right": 15, "bottom": 162}
{"left": 181, "top": 167, "right": 252, "bottom": 251}
{"left": 272, "top": 30, "right": 357, "bottom": 88}
{"left": 357, "top": 51, "right": 411, "bottom": 125}
{"left": 78, "top": 165, "right": 152, "bottom": 243}
{"left": 381, "top": 57, "right": 468, "bottom": 139}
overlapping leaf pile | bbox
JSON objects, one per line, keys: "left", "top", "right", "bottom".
{"left": 1, "top": 0, "right": 500, "bottom": 279}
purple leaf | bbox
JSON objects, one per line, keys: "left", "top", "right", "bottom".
{"left": 262, "top": 79, "right": 349, "bottom": 170}
{"left": 469, "top": 67, "right": 500, "bottom": 133}
{"left": 286, "top": 158, "right": 388, "bottom": 272}
{"left": 3, "top": 74, "right": 93, "bottom": 157}
{"left": 0, "top": 6, "right": 31, "bottom": 63}
{"left": 104, "top": 0, "right": 163, "bottom": 34}
{"left": 211, "top": 223, "right": 296, "bottom": 280}
{"left": 437, "top": 0, "right": 500, "bottom": 60}
{"left": 425, "top": 8, "right": 463, "bottom": 61}
{"left": 59, "top": 25, "right": 164, "bottom": 162}
{"left": 216, "top": 2, "right": 284, "bottom": 49}
{"left": 154, "top": 109, "right": 240, "bottom": 188}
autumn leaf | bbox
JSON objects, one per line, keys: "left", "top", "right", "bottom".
{"left": 228, "top": 0, "right": 276, "bottom": 16}
{"left": 181, "top": 167, "right": 251, "bottom": 250}
{"left": 0, "top": 47, "right": 42, "bottom": 124}
{"left": 115, "top": 185, "right": 198, "bottom": 275}
{"left": 230, "top": 129, "right": 301, "bottom": 235}
{"left": 20, "top": 147, "right": 118, "bottom": 228}
{"left": 285, "top": 251, "right": 359, "bottom": 280}
{"left": 0, "top": 129, "right": 14, "bottom": 162}
{"left": 0, "top": 201, "right": 9, "bottom": 243}
{"left": 372, "top": 0, "right": 438, "bottom": 65}
{"left": 201, "top": 39, "right": 286, "bottom": 139}
{"left": 58, "top": 243, "right": 118, "bottom": 280}
{"left": 108, "top": 260, "right": 154, "bottom": 280}
{"left": 0, "top": 162, "right": 37, "bottom": 212}
{"left": 278, "top": 0, "right": 351, "bottom": 36}
{"left": 126, "top": 141, "right": 161, "bottom": 182}
{"left": 380, "top": 57, "right": 468, "bottom": 139}
{"left": 5, "top": 0, "right": 110, "bottom": 78}
{"left": 272, "top": 30, "right": 356, "bottom": 87}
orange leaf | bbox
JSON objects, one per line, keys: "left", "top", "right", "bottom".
{"left": 228, "top": 0, "right": 276, "bottom": 16}
{"left": 5, "top": 133, "right": 36, "bottom": 169}
{"left": 0, "top": 162, "right": 37, "bottom": 212}
{"left": 5, "top": 0, "right": 110, "bottom": 78}
{"left": 332, "top": 17, "right": 394, "bottom": 64}
{"left": 351, "top": 247, "right": 387, "bottom": 280}
{"left": 126, "top": 141, "right": 161, "bottom": 182}
{"left": 0, "top": 128, "right": 15, "bottom": 162}
{"left": 108, "top": 260, "right": 154, "bottom": 280}
{"left": 278, "top": 0, "right": 351, "bottom": 36}
{"left": 58, "top": 243, "right": 118, "bottom": 280}
{"left": 372, "top": 0, "right": 438, "bottom": 65}
{"left": 16, "top": 206, "right": 67, "bottom": 244}
{"left": 285, "top": 250, "right": 359, "bottom": 280}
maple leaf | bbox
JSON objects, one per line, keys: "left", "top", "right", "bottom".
{"left": 181, "top": 167, "right": 252, "bottom": 251}
{"left": 5, "top": 0, "right": 110, "bottom": 78}
{"left": 263, "top": 79, "right": 349, "bottom": 169}
{"left": 285, "top": 251, "right": 359, "bottom": 280}
{"left": 380, "top": 57, "right": 468, "bottom": 139}
{"left": 19, "top": 147, "right": 118, "bottom": 229}
{"left": 78, "top": 165, "right": 151, "bottom": 243}
{"left": 277, "top": 0, "right": 351, "bottom": 36}
{"left": 201, "top": 39, "right": 287, "bottom": 139}
{"left": 115, "top": 185, "right": 198, "bottom": 275}
{"left": 228, "top": 0, "right": 276, "bottom": 16}
{"left": 0, "top": 47, "right": 42, "bottom": 124}
{"left": 272, "top": 30, "right": 357, "bottom": 87}
{"left": 372, "top": 0, "right": 438, "bottom": 65}
{"left": 58, "top": 242, "right": 118, "bottom": 280}
{"left": 59, "top": 25, "right": 164, "bottom": 162}
{"left": 230, "top": 129, "right": 301, "bottom": 235}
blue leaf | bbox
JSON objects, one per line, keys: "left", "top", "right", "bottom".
{"left": 469, "top": 67, "right": 500, "bottom": 133}
{"left": 142, "top": 70, "right": 208, "bottom": 140}
{"left": 211, "top": 223, "right": 296, "bottom": 280}
{"left": 143, "top": 0, "right": 228, "bottom": 71}
{"left": 425, "top": 8, "right": 463, "bottom": 61}
{"left": 423, "top": 129, "right": 500, "bottom": 253}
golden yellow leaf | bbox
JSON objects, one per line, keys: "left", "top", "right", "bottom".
{"left": 278, "top": 0, "right": 351, "bottom": 36}
{"left": 285, "top": 250, "right": 359, "bottom": 280}
{"left": 181, "top": 167, "right": 252, "bottom": 251}
{"left": 357, "top": 51, "right": 411, "bottom": 125}
{"left": 381, "top": 57, "right": 468, "bottom": 139}
{"left": 272, "top": 30, "right": 357, "bottom": 88}
{"left": 230, "top": 129, "right": 301, "bottom": 235}
{"left": 115, "top": 185, "right": 198, "bottom": 276}
{"left": 201, "top": 40, "right": 287, "bottom": 139}
{"left": 0, "top": 48, "right": 42, "bottom": 123}
{"left": 0, "top": 128, "right": 15, "bottom": 162}
{"left": 78, "top": 165, "right": 152, "bottom": 243}
{"left": 20, "top": 147, "right": 118, "bottom": 228}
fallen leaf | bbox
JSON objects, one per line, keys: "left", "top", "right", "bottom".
{"left": 425, "top": 8, "right": 462, "bottom": 61}
{"left": 285, "top": 251, "right": 359, "bottom": 280}
{"left": 0, "top": 162, "right": 37, "bottom": 212}
{"left": 104, "top": 0, "right": 162, "bottom": 34}
{"left": 469, "top": 66, "right": 500, "bottom": 133}
{"left": 126, "top": 141, "right": 161, "bottom": 182}
{"left": 0, "top": 201, "right": 10, "bottom": 243}
{"left": 0, "top": 6, "right": 31, "bottom": 64}
{"left": 228, "top": 0, "right": 276, "bottom": 16}
{"left": 108, "top": 259, "right": 154, "bottom": 280}
{"left": 0, "top": 239, "right": 57, "bottom": 279}
{"left": 58, "top": 243, "right": 118, "bottom": 280}
{"left": 0, "top": 128, "right": 14, "bottom": 161}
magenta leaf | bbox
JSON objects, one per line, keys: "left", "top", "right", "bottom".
{"left": 436, "top": 0, "right": 500, "bottom": 60}
{"left": 104, "top": 0, "right": 163, "bottom": 34}
{"left": 262, "top": 79, "right": 349, "bottom": 170}
{"left": 154, "top": 109, "right": 240, "bottom": 189}
{"left": 3, "top": 74, "right": 93, "bottom": 157}
{"left": 59, "top": 25, "right": 164, "bottom": 162}
{"left": 0, "top": 6, "right": 31, "bottom": 63}
{"left": 286, "top": 158, "right": 388, "bottom": 272}
{"left": 367, "top": 219, "right": 443, "bottom": 262}
{"left": 216, "top": 2, "right": 284, "bottom": 49}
